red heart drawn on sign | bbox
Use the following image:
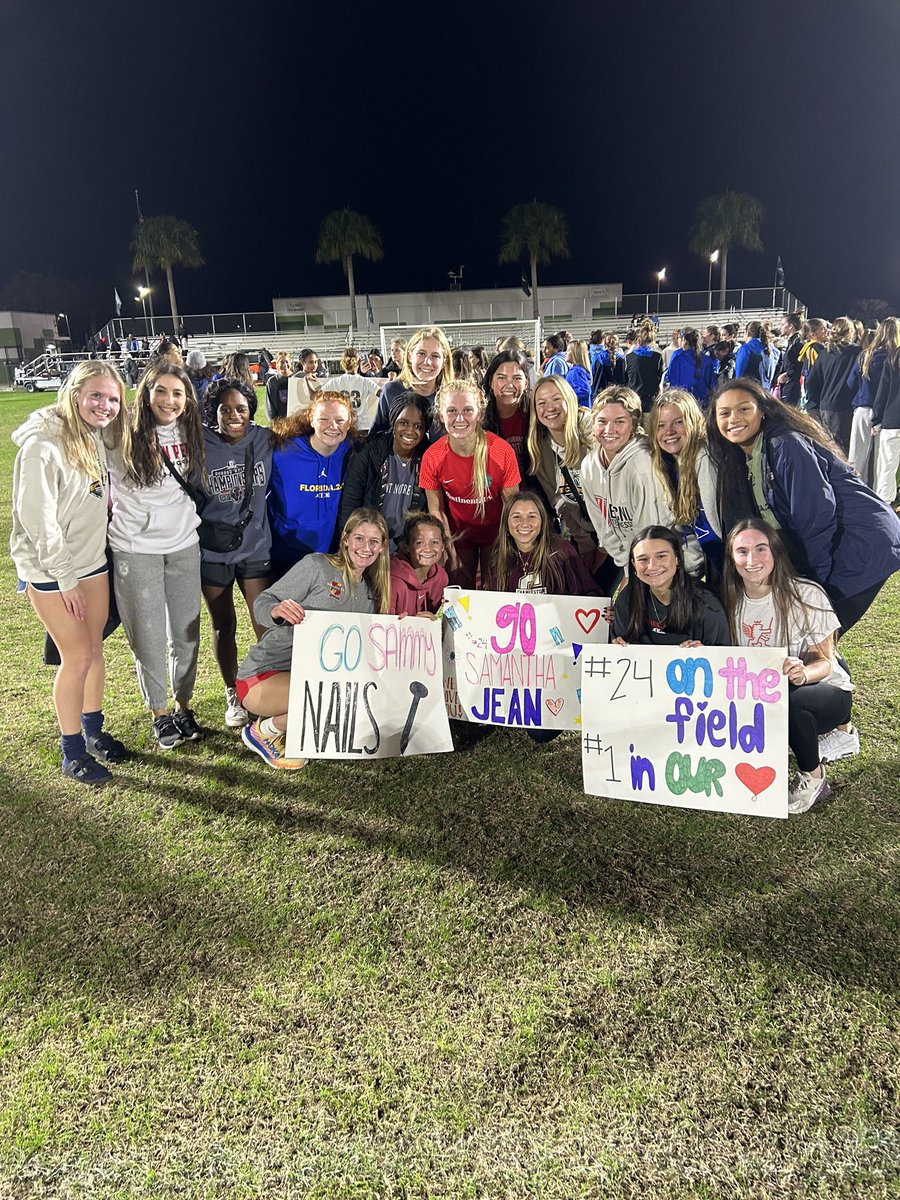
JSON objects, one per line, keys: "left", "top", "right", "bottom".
{"left": 545, "top": 697, "right": 564, "bottom": 716}
{"left": 575, "top": 608, "right": 601, "bottom": 635}
{"left": 735, "top": 763, "right": 776, "bottom": 797}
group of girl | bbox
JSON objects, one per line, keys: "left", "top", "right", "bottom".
{"left": 12, "top": 323, "right": 900, "bottom": 813}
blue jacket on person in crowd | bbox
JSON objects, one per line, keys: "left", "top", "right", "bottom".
{"left": 591, "top": 348, "right": 627, "bottom": 397}
{"left": 543, "top": 351, "right": 569, "bottom": 377}
{"left": 849, "top": 349, "right": 885, "bottom": 409}
{"left": 267, "top": 435, "right": 352, "bottom": 572}
{"left": 735, "top": 338, "right": 778, "bottom": 389}
{"left": 739, "top": 428, "right": 900, "bottom": 601}
{"left": 665, "top": 348, "right": 718, "bottom": 406}
{"left": 565, "top": 363, "right": 592, "bottom": 407}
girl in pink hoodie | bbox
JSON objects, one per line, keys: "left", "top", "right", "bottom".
{"left": 389, "top": 513, "right": 450, "bottom": 616}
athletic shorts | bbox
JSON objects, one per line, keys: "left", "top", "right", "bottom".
{"left": 235, "top": 669, "right": 279, "bottom": 705}
{"left": 200, "top": 558, "right": 271, "bottom": 588}
{"left": 29, "top": 563, "right": 109, "bottom": 592}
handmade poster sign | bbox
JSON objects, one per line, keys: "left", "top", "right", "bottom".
{"left": 581, "top": 645, "right": 789, "bottom": 818}
{"left": 443, "top": 589, "right": 611, "bottom": 731}
{"left": 286, "top": 612, "right": 453, "bottom": 759}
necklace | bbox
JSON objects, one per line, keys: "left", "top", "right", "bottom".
{"left": 648, "top": 591, "right": 668, "bottom": 631}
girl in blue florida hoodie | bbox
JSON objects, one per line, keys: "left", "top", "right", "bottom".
{"left": 267, "top": 390, "right": 357, "bottom": 580}
{"left": 735, "top": 320, "right": 778, "bottom": 389}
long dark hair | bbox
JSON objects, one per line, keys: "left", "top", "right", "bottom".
{"left": 623, "top": 525, "right": 700, "bottom": 641}
{"left": 490, "top": 489, "right": 566, "bottom": 593}
{"left": 483, "top": 350, "right": 532, "bottom": 439}
{"left": 705, "top": 378, "right": 844, "bottom": 531}
{"left": 127, "top": 361, "right": 205, "bottom": 487}
{"left": 721, "top": 518, "right": 834, "bottom": 646}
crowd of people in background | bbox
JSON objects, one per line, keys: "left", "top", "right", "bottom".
{"left": 12, "top": 311, "right": 900, "bottom": 814}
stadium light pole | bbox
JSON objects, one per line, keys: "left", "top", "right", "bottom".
{"left": 708, "top": 250, "right": 719, "bottom": 307}
{"left": 656, "top": 268, "right": 666, "bottom": 311}
{"left": 136, "top": 286, "right": 150, "bottom": 335}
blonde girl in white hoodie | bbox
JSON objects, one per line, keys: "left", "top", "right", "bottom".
{"left": 10, "top": 361, "right": 129, "bottom": 785}
{"left": 580, "top": 385, "right": 676, "bottom": 596}
{"left": 107, "top": 361, "right": 207, "bottom": 750}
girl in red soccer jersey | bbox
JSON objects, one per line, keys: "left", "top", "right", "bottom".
{"left": 420, "top": 379, "right": 521, "bottom": 587}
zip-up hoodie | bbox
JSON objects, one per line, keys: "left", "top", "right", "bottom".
{"left": 268, "top": 434, "right": 351, "bottom": 566}
{"left": 107, "top": 421, "right": 200, "bottom": 554}
{"left": 10, "top": 407, "right": 109, "bottom": 590}
{"left": 580, "top": 436, "right": 674, "bottom": 567}
{"left": 389, "top": 555, "right": 448, "bottom": 616}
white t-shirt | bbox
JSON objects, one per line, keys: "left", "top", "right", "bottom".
{"left": 736, "top": 581, "right": 853, "bottom": 692}
{"left": 320, "top": 373, "right": 382, "bottom": 430}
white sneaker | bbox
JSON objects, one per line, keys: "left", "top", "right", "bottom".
{"left": 788, "top": 768, "right": 831, "bottom": 815}
{"left": 818, "top": 726, "right": 860, "bottom": 763}
{"left": 224, "top": 686, "right": 249, "bottom": 727}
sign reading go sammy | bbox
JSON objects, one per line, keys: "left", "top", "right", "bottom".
{"left": 443, "top": 589, "right": 611, "bottom": 730}
{"left": 286, "top": 613, "right": 453, "bottom": 759}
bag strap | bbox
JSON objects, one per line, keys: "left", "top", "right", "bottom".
{"left": 559, "top": 459, "right": 589, "bottom": 522}
{"left": 160, "top": 451, "right": 205, "bottom": 510}
{"left": 236, "top": 443, "right": 255, "bottom": 517}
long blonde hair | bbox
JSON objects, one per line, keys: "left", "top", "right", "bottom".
{"left": 56, "top": 361, "right": 128, "bottom": 477}
{"left": 436, "top": 379, "right": 489, "bottom": 517}
{"left": 648, "top": 390, "right": 707, "bottom": 524}
{"left": 527, "top": 376, "right": 591, "bottom": 474}
{"left": 327, "top": 508, "right": 391, "bottom": 613}
{"left": 860, "top": 316, "right": 900, "bottom": 377}
{"left": 569, "top": 339, "right": 590, "bottom": 370}
{"left": 826, "top": 315, "right": 856, "bottom": 352}
{"left": 399, "top": 326, "right": 454, "bottom": 392}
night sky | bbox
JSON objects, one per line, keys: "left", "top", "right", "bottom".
{"left": 3, "top": 0, "right": 899, "bottom": 332}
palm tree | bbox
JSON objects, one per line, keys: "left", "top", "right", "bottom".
{"left": 314, "top": 209, "right": 383, "bottom": 336}
{"left": 131, "top": 216, "right": 203, "bottom": 332}
{"left": 688, "top": 191, "right": 764, "bottom": 309}
{"left": 498, "top": 201, "right": 570, "bottom": 321}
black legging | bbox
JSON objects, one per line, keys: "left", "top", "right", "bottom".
{"left": 832, "top": 579, "right": 888, "bottom": 636}
{"left": 788, "top": 681, "right": 852, "bottom": 773}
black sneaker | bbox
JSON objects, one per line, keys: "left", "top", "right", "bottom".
{"left": 173, "top": 708, "right": 204, "bottom": 741}
{"left": 152, "top": 712, "right": 185, "bottom": 750}
{"left": 62, "top": 753, "right": 112, "bottom": 786}
{"left": 84, "top": 730, "right": 128, "bottom": 763}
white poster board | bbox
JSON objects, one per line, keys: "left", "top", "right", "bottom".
{"left": 581, "top": 645, "right": 789, "bottom": 818}
{"left": 443, "top": 589, "right": 610, "bottom": 731}
{"left": 286, "top": 613, "right": 453, "bottom": 759}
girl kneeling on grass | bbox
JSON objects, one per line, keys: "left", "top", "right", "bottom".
{"left": 11, "top": 361, "right": 129, "bottom": 785}
{"left": 612, "top": 525, "right": 729, "bottom": 647}
{"left": 389, "top": 512, "right": 450, "bottom": 617}
{"left": 722, "top": 519, "right": 858, "bottom": 816}
{"left": 237, "top": 509, "right": 391, "bottom": 769}
{"left": 107, "top": 362, "right": 206, "bottom": 751}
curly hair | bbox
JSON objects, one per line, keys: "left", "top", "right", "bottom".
{"left": 203, "top": 377, "right": 258, "bottom": 428}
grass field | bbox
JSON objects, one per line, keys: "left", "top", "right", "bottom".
{"left": 0, "top": 390, "right": 897, "bottom": 1199}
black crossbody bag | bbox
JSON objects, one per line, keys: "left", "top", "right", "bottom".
{"left": 162, "top": 446, "right": 256, "bottom": 554}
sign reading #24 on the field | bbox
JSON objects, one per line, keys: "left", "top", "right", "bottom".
{"left": 286, "top": 613, "right": 453, "bottom": 759}
{"left": 443, "top": 589, "right": 611, "bottom": 731}
{"left": 581, "top": 644, "right": 789, "bottom": 818}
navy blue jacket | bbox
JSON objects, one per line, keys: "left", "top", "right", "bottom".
{"left": 727, "top": 428, "right": 900, "bottom": 601}
{"left": 805, "top": 344, "right": 860, "bottom": 417}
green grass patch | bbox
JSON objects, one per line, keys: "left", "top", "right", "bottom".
{"left": 0, "top": 389, "right": 897, "bottom": 1198}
